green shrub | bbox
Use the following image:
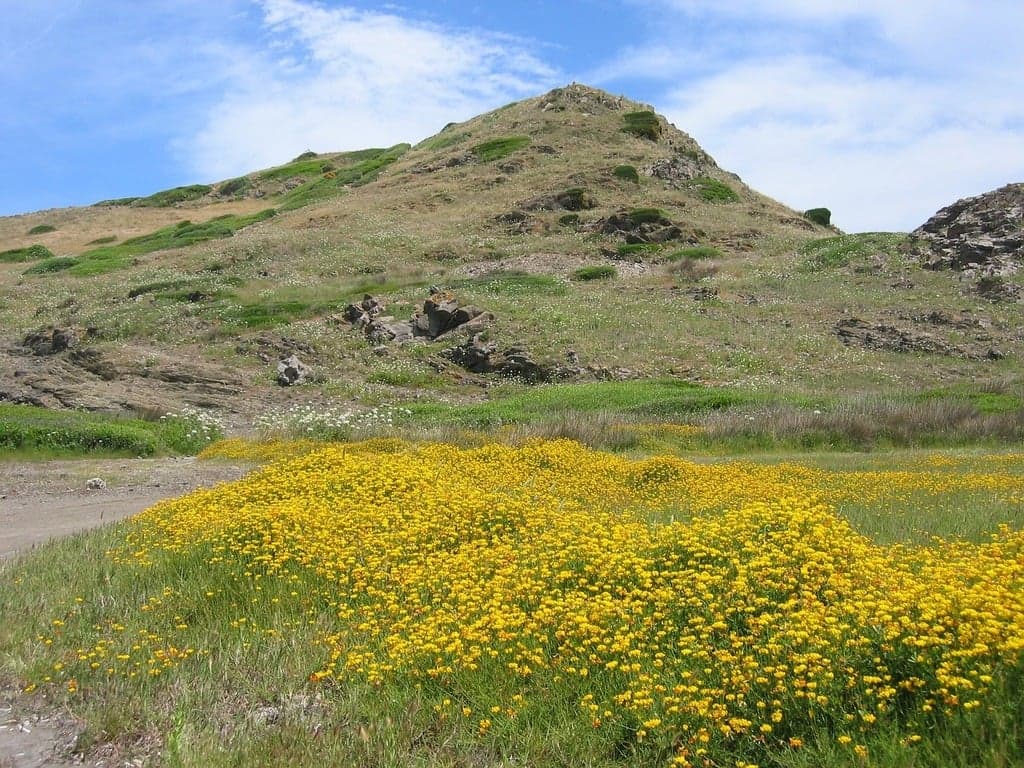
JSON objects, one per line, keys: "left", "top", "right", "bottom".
{"left": 558, "top": 213, "right": 580, "bottom": 227}
{"left": 612, "top": 165, "right": 640, "bottom": 183}
{"left": 135, "top": 184, "right": 213, "bottom": 207}
{"left": 471, "top": 136, "right": 531, "bottom": 162}
{"left": 27, "top": 224, "right": 56, "bottom": 235}
{"left": 292, "top": 150, "right": 318, "bottom": 162}
{"left": 628, "top": 207, "right": 668, "bottom": 225}
{"left": 664, "top": 245, "right": 721, "bottom": 262}
{"left": 617, "top": 243, "right": 663, "bottom": 257}
{"left": 622, "top": 111, "right": 661, "bottom": 141}
{"left": 86, "top": 235, "right": 117, "bottom": 245}
{"left": 24, "top": 256, "right": 78, "bottom": 275}
{"left": 691, "top": 177, "right": 739, "bottom": 203}
{"left": 804, "top": 207, "right": 832, "bottom": 226}
{"left": 572, "top": 264, "right": 617, "bottom": 281}
{"left": 276, "top": 144, "right": 410, "bottom": 211}
{"left": 416, "top": 132, "right": 469, "bottom": 152}
{"left": 0, "top": 244, "right": 55, "bottom": 263}
{"left": 218, "top": 176, "right": 252, "bottom": 197}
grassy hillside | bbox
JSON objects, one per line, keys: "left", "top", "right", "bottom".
{"left": 0, "top": 84, "right": 1021, "bottom": 424}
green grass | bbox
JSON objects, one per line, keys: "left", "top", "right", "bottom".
{"left": 135, "top": 184, "right": 213, "bottom": 207}
{"left": 452, "top": 271, "right": 567, "bottom": 296}
{"left": 572, "top": 264, "right": 617, "bottom": 281}
{"left": 0, "top": 404, "right": 221, "bottom": 458}
{"left": 222, "top": 298, "right": 348, "bottom": 329}
{"left": 52, "top": 210, "right": 278, "bottom": 277}
{"left": 275, "top": 145, "right": 410, "bottom": 211}
{"left": 27, "top": 224, "right": 56, "bottom": 235}
{"left": 471, "top": 136, "right": 531, "bottom": 162}
{"left": 612, "top": 165, "right": 640, "bottom": 183}
{"left": 416, "top": 131, "right": 469, "bottom": 152}
{"left": 616, "top": 243, "right": 663, "bottom": 258}
{"left": 217, "top": 176, "right": 252, "bottom": 197}
{"left": 23, "top": 256, "right": 77, "bottom": 274}
{"left": 621, "top": 111, "right": 661, "bottom": 141}
{"left": 93, "top": 196, "right": 141, "bottom": 207}
{"left": 403, "top": 380, "right": 750, "bottom": 428}
{"left": 0, "top": 244, "right": 55, "bottom": 263}
{"left": 86, "top": 235, "right": 117, "bottom": 245}
{"left": 800, "top": 232, "right": 907, "bottom": 271}
{"left": 663, "top": 246, "right": 721, "bottom": 262}
{"left": 690, "top": 177, "right": 739, "bottom": 203}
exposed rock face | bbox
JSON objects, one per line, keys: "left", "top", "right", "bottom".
{"left": 344, "top": 292, "right": 491, "bottom": 345}
{"left": 592, "top": 210, "right": 692, "bottom": 246}
{"left": 20, "top": 327, "right": 81, "bottom": 356}
{"left": 835, "top": 318, "right": 1005, "bottom": 361}
{"left": 520, "top": 188, "right": 596, "bottom": 212}
{"left": 913, "top": 183, "right": 1023, "bottom": 275}
{"left": 441, "top": 335, "right": 576, "bottom": 383}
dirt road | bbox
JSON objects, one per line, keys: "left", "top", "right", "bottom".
{"left": 0, "top": 456, "right": 250, "bottom": 560}
{"left": 0, "top": 456, "right": 253, "bottom": 766}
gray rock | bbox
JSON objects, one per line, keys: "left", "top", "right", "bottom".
{"left": 86, "top": 477, "right": 106, "bottom": 490}
{"left": 276, "top": 355, "right": 308, "bottom": 386}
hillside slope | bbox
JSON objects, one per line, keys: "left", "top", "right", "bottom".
{"left": 0, "top": 85, "right": 1020, "bottom": 421}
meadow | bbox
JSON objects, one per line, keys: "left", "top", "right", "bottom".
{"left": 2, "top": 438, "right": 1022, "bottom": 767}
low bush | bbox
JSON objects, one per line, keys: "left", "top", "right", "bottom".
{"left": 558, "top": 213, "right": 580, "bottom": 227}
{"left": 135, "top": 184, "right": 213, "bottom": 207}
{"left": 86, "top": 235, "right": 117, "bottom": 245}
{"left": 617, "top": 243, "right": 662, "bottom": 258}
{"left": 628, "top": 207, "right": 668, "bottom": 225}
{"left": 572, "top": 264, "right": 617, "bottom": 281}
{"left": 217, "top": 176, "right": 252, "bottom": 197}
{"left": 804, "top": 207, "right": 832, "bottom": 226}
{"left": 27, "top": 224, "right": 56, "bottom": 235}
{"left": 0, "top": 244, "right": 55, "bottom": 263}
{"left": 612, "top": 164, "right": 640, "bottom": 183}
{"left": 691, "top": 177, "right": 739, "bottom": 202}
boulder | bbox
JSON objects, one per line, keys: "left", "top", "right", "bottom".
{"left": 21, "top": 327, "right": 79, "bottom": 356}
{"left": 276, "top": 355, "right": 309, "bottom": 386}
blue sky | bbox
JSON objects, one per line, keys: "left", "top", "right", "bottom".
{"left": 3, "top": 0, "right": 1023, "bottom": 231}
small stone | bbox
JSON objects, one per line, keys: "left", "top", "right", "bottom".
{"left": 86, "top": 477, "right": 106, "bottom": 490}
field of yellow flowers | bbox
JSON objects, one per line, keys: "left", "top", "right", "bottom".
{"left": 5, "top": 439, "right": 1024, "bottom": 767}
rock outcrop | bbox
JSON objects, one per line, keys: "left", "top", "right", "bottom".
{"left": 913, "top": 183, "right": 1023, "bottom": 275}
{"left": 343, "top": 291, "right": 491, "bottom": 345}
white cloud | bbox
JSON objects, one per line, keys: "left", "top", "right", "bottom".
{"left": 185, "top": 0, "right": 557, "bottom": 179}
{"left": 608, "top": 2, "right": 1024, "bottom": 231}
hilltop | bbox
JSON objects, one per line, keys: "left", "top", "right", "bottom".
{"left": 0, "top": 84, "right": 1021, "bottom": 427}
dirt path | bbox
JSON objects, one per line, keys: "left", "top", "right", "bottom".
{"left": 1, "top": 456, "right": 253, "bottom": 766}
{"left": 0, "top": 456, "right": 251, "bottom": 559}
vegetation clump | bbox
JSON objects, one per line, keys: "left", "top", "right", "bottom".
{"left": 471, "top": 136, "right": 531, "bottom": 162}
{"left": 135, "top": 184, "right": 213, "bottom": 207}
{"left": 217, "top": 176, "right": 252, "bottom": 197}
{"left": 23, "top": 256, "right": 77, "bottom": 274}
{"left": 627, "top": 207, "right": 669, "bottom": 225}
{"left": 800, "top": 232, "right": 907, "bottom": 271}
{"left": 0, "top": 244, "right": 55, "bottom": 263}
{"left": 622, "top": 110, "right": 662, "bottom": 141}
{"left": 691, "top": 177, "right": 739, "bottom": 203}
{"left": 572, "top": 264, "right": 617, "bottom": 281}
{"left": 804, "top": 207, "right": 832, "bottom": 226}
{"left": 27, "top": 224, "right": 56, "bottom": 235}
{"left": 613, "top": 164, "right": 640, "bottom": 183}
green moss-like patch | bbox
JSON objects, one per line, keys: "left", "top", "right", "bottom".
{"left": 135, "top": 184, "right": 213, "bottom": 207}
{"left": 0, "top": 244, "right": 55, "bottom": 263}
{"left": 86, "top": 235, "right": 118, "bottom": 245}
{"left": 558, "top": 213, "right": 580, "bottom": 227}
{"left": 471, "top": 136, "right": 531, "bottom": 162}
{"left": 628, "top": 208, "right": 668, "bottom": 225}
{"left": 572, "top": 265, "right": 617, "bottom": 281}
{"left": 92, "top": 197, "right": 140, "bottom": 207}
{"left": 218, "top": 177, "right": 252, "bottom": 197}
{"left": 276, "top": 144, "right": 410, "bottom": 212}
{"left": 613, "top": 165, "right": 640, "bottom": 183}
{"left": 416, "top": 132, "right": 470, "bottom": 152}
{"left": 691, "top": 177, "right": 739, "bottom": 203}
{"left": 59, "top": 210, "right": 277, "bottom": 277}
{"left": 617, "top": 243, "right": 663, "bottom": 257}
{"left": 27, "top": 224, "right": 56, "bottom": 235}
{"left": 622, "top": 111, "right": 662, "bottom": 141}
{"left": 23, "top": 256, "right": 78, "bottom": 275}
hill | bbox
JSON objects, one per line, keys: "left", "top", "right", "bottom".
{"left": 0, "top": 84, "right": 1021, "bottom": 431}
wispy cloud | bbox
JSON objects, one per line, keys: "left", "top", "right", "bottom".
{"left": 185, "top": 0, "right": 558, "bottom": 179}
{"left": 602, "top": 1, "right": 1024, "bottom": 231}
